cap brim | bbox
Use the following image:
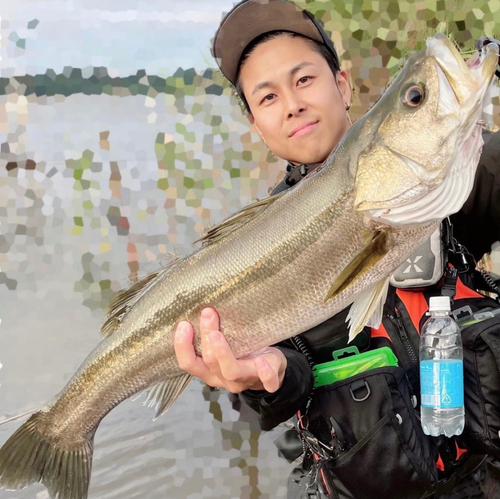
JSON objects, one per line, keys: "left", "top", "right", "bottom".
{"left": 213, "top": 0, "right": 324, "bottom": 85}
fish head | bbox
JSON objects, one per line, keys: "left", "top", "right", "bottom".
{"left": 353, "top": 32, "right": 498, "bottom": 227}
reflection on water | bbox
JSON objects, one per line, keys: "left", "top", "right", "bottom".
{"left": 0, "top": 188, "right": 294, "bottom": 499}
{"left": 0, "top": 88, "right": 293, "bottom": 499}
{"left": 2, "top": 10, "right": 500, "bottom": 494}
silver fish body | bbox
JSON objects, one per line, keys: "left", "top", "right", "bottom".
{"left": 0, "top": 34, "right": 498, "bottom": 499}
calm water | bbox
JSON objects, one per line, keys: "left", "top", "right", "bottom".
{"left": 1, "top": 85, "right": 499, "bottom": 499}
{"left": 0, "top": 91, "right": 293, "bottom": 499}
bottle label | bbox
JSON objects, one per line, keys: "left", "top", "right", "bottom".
{"left": 420, "top": 359, "right": 464, "bottom": 408}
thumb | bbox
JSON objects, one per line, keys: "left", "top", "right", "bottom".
{"left": 255, "top": 355, "right": 285, "bottom": 393}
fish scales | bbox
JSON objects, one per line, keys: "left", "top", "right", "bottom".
{"left": 48, "top": 147, "right": 371, "bottom": 438}
{"left": 0, "top": 33, "right": 498, "bottom": 499}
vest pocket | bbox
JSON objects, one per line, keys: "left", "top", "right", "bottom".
{"left": 307, "top": 366, "right": 437, "bottom": 499}
{"left": 462, "top": 316, "right": 500, "bottom": 457}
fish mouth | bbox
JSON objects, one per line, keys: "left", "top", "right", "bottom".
{"left": 355, "top": 34, "right": 498, "bottom": 228}
{"left": 428, "top": 33, "right": 499, "bottom": 106}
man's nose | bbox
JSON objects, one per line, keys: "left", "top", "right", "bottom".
{"left": 284, "top": 92, "right": 307, "bottom": 118}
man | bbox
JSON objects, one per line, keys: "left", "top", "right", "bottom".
{"left": 174, "top": 0, "right": 353, "bottom": 408}
{"left": 174, "top": 0, "right": 500, "bottom": 497}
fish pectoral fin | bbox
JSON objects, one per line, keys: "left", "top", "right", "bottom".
{"left": 195, "top": 190, "right": 287, "bottom": 247}
{"left": 346, "top": 277, "right": 390, "bottom": 343}
{"left": 324, "top": 231, "right": 389, "bottom": 301}
{"left": 140, "top": 373, "right": 193, "bottom": 420}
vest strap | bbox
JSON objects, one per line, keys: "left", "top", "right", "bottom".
{"left": 441, "top": 266, "right": 458, "bottom": 302}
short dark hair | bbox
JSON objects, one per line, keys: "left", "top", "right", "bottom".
{"left": 234, "top": 31, "right": 341, "bottom": 114}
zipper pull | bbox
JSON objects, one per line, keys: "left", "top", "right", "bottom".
{"left": 394, "top": 308, "right": 408, "bottom": 338}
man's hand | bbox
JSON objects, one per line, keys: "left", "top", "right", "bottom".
{"left": 174, "top": 307, "right": 287, "bottom": 393}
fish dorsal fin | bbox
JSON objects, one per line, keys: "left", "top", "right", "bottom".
{"left": 325, "top": 231, "right": 389, "bottom": 301}
{"left": 138, "top": 373, "right": 193, "bottom": 419}
{"left": 346, "top": 277, "right": 390, "bottom": 342}
{"left": 100, "top": 258, "right": 180, "bottom": 338}
{"left": 196, "top": 190, "right": 286, "bottom": 247}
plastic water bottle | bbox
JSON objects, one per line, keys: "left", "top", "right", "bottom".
{"left": 419, "top": 296, "right": 465, "bottom": 437}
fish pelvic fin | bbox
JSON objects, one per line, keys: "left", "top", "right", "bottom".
{"left": 324, "top": 231, "right": 389, "bottom": 301}
{"left": 195, "top": 190, "right": 286, "bottom": 247}
{"left": 139, "top": 373, "right": 193, "bottom": 420}
{"left": 0, "top": 412, "right": 94, "bottom": 499}
{"left": 347, "top": 277, "right": 391, "bottom": 343}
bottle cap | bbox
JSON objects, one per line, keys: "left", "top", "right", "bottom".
{"left": 429, "top": 296, "right": 451, "bottom": 312}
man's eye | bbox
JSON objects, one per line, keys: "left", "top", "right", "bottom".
{"left": 298, "top": 76, "right": 311, "bottom": 84}
{"left": 262, "top": 94, "right": 275, "bottom": 103}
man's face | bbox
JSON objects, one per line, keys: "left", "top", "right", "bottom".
{"left": 239, "top": 34, "right": 352, "bottom": 165}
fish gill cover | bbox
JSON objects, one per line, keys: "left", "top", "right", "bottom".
{"left": 0, "top": 2, "right": 499, "bottom": 499}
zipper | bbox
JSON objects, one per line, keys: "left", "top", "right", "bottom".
{"left": 387, "top": 308, "right": 421, "bottom": 418}
{"left": 394, "top": 307, "right": 419, "bottom": 367}
{"left": 387, "top": 312, "right": 416, "bottom": 370}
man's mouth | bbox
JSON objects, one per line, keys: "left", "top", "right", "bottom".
{"left": 289, "top": 121, "right": 319, "bottom": 138}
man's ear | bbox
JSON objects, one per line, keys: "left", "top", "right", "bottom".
{"left": 247, "top": 114, "right": 266, "bottom": 144}
{"left": 336, "top": 69, "right": 352, "bottom": 106}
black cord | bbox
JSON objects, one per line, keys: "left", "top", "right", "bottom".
{"left": 478, "top": 267, "right": 500, "bottom": 294}
{"left": 290, "top": 335, "right": 317, "bottom": 413}
{"left": 290, "top": 335, "right": 316, "bottom": 369}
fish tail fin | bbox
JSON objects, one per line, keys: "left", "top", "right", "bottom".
{"left": 0, "top": 412, "right": 93, "bottom": 499}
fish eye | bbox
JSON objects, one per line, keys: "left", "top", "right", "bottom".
{"left": 402, "top": 84, "right": 426, "bottom": 108}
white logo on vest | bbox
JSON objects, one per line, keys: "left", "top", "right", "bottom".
{"left": 403, "top": 255, "right": 424, "bottom": 274}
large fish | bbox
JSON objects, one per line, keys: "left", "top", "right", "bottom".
{"left": 0, "top": 34, "right": 498, "bottom": 499}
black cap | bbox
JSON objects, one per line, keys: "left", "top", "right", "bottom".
{"left": 212, "top": 0, "right": 340, "bottom": 85}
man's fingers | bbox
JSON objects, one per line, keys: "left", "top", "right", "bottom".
{"left": 174, "top": 321, "right": 198, "bottom": 370}
{"left": 209, "top": 330, "right": 253, "bottom": 382}
{"left": 174, "top": 321, "right": 212, "bottom": 378}
{"left": 199, "top": 307, "right": 220, "bottom": 366}
{"left": 174, "top": 320, "right": 230, "bottom": 389}
{"left": 255, "top": 357, "right": 281, "bottom": 393}
{"left": 174, "top": 313, "right": 286, "bottom": 393}
{"left": 200, "top": 307, "right": 220, "bottom": 337}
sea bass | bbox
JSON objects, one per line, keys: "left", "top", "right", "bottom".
{"left": 0, "top": 34, "right": 497, "bottom": 499}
